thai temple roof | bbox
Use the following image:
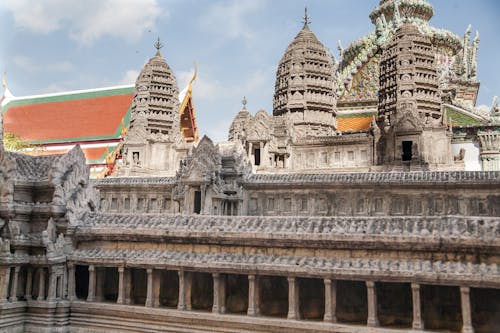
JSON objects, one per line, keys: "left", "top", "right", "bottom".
{"left": 1, "top": 85, "right": 134, "bottom": 144}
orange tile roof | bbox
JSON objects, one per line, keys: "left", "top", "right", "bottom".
{"left": 3, "top": 87, "right": 134, "bottom": 144}
{"left": 337, "top": 115, "right": 373, "bottom": 131}
{"left": 28, "top": 146, "right": 111, "bottom": 164}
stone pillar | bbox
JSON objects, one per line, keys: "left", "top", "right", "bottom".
{"left": 47, "top": 267, "right": 57, "bottom": 301}
{"left": 67, "top": 264, "right": 76, "bottom": 301}
{"left": 9, "top": 266, "right": 20, "bottom": 302}
{"left": 95, "top": 268, "right": 104, "bottom": 302}
{"left": 212, "top": 273, "right": 221, "bottom": 314}
{"left": 185, "top": 271, "right": 192, "bottom": 310}
{"left": 153, "top": 270, "right": 161, "bottom": 307}
{"left": 0, "top": 267, "right": 11, "bottom": 302}
{"left": 460, "top": 287, "right": 474, "bottom": 333}
{"left": 220, "top": 274, "right": 226, "bottom": 314}
{"left": 287, "top": 277, "right": 299, "bottom": 320}
{"left": 117, "top": 267, "right": 125, "bottom": 304}
{"left": 324, "top": 278, "right": 337, "bottom": 322}
{"left": 200, "top": 185, "right": 206, "bottom": 215}
{"left": 145, "top": 268, "right": 154, "bottom": 307}
{"left": 125, "top": 268, "right": 132, "bottom": 305}
{"left": 178, "top": 270, "right": 192, "bottom": 310}
{"left": 87, "top": 265, "right": 96, "bottom": 302}
{"left": 37, "top": 268, "right": 46, "bottom": 301}
{"left": 411, "top": 283, "right": 424, "bottom": 330}
{"left": 366, "top": 281, "right": 379, "bottom": 327}
{"left": 247, "top": 274, "right": 259, "bottom": 316}
{"left": 25, "top": 267, "right": 33, "bottom": 301}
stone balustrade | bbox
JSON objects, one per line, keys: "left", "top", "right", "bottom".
{"left": 63, "top": 263, "right": 482, "bottom": 333}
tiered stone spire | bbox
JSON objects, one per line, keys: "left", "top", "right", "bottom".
{"left": 273, "top": 9, "right": 337, "bottom": 136}
{"left": 377, "top": 22, "right": 452, "bottom": 168}
{"left": 378, "top": 23, "right": 442, "bottom": 131}
{"left": 119, "top": 38, "right": 183, "bottom": 175}
{"left": 126, "top": 37, "right": 180, "bottom": 144}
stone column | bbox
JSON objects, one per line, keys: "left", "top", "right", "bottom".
{"left": 200, "top": 185, "right": 206, "bottom": 215}
{"left": 47, "top": 267, "right": 57, "bottom": 301}
{"left": 125, "top": 268, "right": 132, "bottom": 305}
{"left": 185, "top": 272, "right": 192, "bottom": 310}
{"left": 145, "top": 268, "right": 154, "bottom": 307}
{"left": 9, "top": 266, "right": 20, "bottom": 302}
{"left": 247, "top": 274, "right": 259, "bottom": 316}
{"left": 324, "top": 278, "right": 337, "bottom": 322}
{"left": 0, "top": 267, "right": 11, "bottom": 302}
{"left": 366, "top": 281, "right": 379, "bottom": 327}
{"left": 25, "top": 267, "right": 33, "bottom": 301}
{"left": 220, "top": 274, "right": 226, "bottom": 314}
{"left": 287, "top": 277, "right": 299, "bottom": 320}
{"left": 87, "top": 265, "right": 96, "bottom": 302}
{"left": 37, "top": 268, "right": 46, "bottom": 301}
{"left": 460, "top": 287, "right": 474, "bottom": 333}
{"left": 411, "top": 283, "right": 424, "bottom": 330}
{"left": 68, "top": 264, "right": 76, "bottom": 301}
{"left": 95, "top": 268, "right": 104, "bottom": 302}
{"left": 178, "top": 270, "right": 192, "bottom": 310}
{"left": 153, "top": 270, "right": 161, "bottom": 307}
{"left": 212, "top": 273, "right": 221, "bottom": 314}
{"left": 117, "top": 267, "right": 125, "bottom": 304}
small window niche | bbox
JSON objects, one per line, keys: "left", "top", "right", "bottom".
{"left": 254, "top": 148, "right": 261, "bottom": 166}
{"left": 193, "top": 191, "right": 202, "bottom": 214}
{"left": 402, "top": 141, "right": 413, "bottom": 161}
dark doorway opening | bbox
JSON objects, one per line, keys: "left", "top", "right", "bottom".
{"left": 402, "top": 141, "right": 413, "bottom": 161}
{"left": 194, "top": 190, "right": 201, "bottom": 214}
{"left": 75, "top": 265, "right": 89, "bottom": 300}
{"left": 254, "top": 148, "right": 261, "bottom": 166}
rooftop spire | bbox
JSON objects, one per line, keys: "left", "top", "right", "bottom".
{"left": 302, "top": 7, "right": 311, "bottom": 29}
{"left": 154, "top": 37, "right": 164, "bottom": 56}
{"left": 241, "top": 96, "right": 247, "bottom": 110}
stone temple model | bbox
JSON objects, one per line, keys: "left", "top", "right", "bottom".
{"left": 0, "top": 1, "right": 499, "bottom": 333}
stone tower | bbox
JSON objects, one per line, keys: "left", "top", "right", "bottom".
{"left": 119, "top": 39, "right": 185, "bottom": 176}
{"left": 273, "top": 10, "right": 337, "bottom": 138}
{"left": 377, "top": 23, "right": 452, "bottom": 170}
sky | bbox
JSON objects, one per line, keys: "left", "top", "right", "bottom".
{"left": 1, "top": 0, "right": 499, "bottom": 141}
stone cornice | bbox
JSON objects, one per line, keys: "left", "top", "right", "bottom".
{"left": 75, "top": 214, "right": 499, "bottom": 253}
{"left": 69, "top": 248, "right": 499, "bottom": 288}
{"left": 244, "top": 171, "right": 500, "bottom": 186}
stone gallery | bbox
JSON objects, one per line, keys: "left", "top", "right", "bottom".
{"left": 0, "top": 0, "right": 499, "bottom": 332}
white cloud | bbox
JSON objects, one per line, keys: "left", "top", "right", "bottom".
{"left": 199, "top": 0, "right": 265, "bottom": 41}
{"left": 4, "top": 0, "right": 164, "bottom": 46}
{"left": 119, "top": 70, "right": 139, "bottom": 85}
{"left": 177, "top": 69, "right": 223, "bottom": 101}
{"left": 12, "top": 55, "right": 74, "bottom": 73}
{"left": 39, "top": 83, "right": 69, "bottom": 94}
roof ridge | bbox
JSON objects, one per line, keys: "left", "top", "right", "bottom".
{"left": 4, "top": 84, "right": 134, "bottom": 103}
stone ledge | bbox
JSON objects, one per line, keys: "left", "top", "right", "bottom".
{"left": 75, "top": 214, "right": 500, "bottom": 251}
{"left": 68, "top": 300, "right": 445, "bottom": 333}
{"left": 69, "top": 248, "right": 500, "bottom": 288}
{"left": 245, "top": 171, "right": 500, "bottom": 185}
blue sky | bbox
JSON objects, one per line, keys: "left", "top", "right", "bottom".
{"left": 1, "top": 0, "right": 499, "bottom": 141}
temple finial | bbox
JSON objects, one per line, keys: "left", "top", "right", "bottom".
{"left": 242, "top": 96, "right": 247, "bottom": 110}
{"left": 2, "top": 71, "right": 6, "bottom": 91}
{"left": 302, "top": 7, "right": 311, "bottom": 28}
{"left": 154, "top": 37, "right": 163, "bottom": 56}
